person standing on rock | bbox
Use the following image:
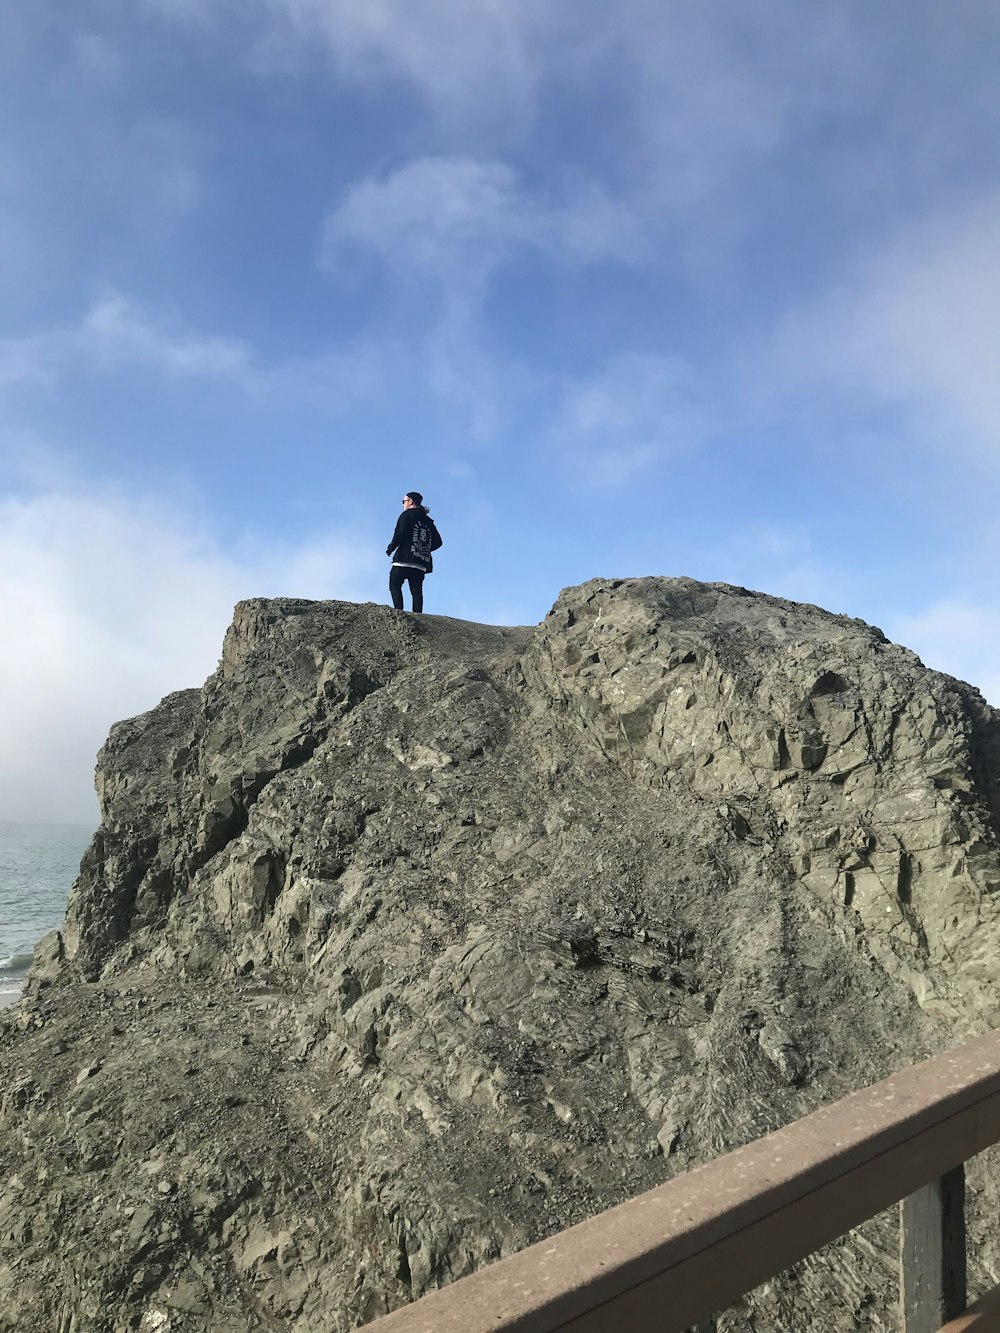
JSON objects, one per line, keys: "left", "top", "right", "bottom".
{"left": 386, "top": 491, "right": 443, "bottom": 613}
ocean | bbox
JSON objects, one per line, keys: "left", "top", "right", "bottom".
{"left": 0, "top": 821, "right": 94, "bottom": 1008}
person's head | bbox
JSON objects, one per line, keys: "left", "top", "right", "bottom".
{"left": 402, "top": 491, "right": 424, "bottom": 510}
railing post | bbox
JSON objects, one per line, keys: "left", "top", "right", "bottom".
{"left": 900, "top": 1165, "right": 967, "bottom": 1332}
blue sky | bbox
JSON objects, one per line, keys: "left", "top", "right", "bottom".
{"left": 3, "top": 1, "right": 1000, "bottom": 823}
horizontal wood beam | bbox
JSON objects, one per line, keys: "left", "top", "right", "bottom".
{"left": 364, "top": 1029, "right": 1000, "bottom": 1333}
{"left": 939, "top": 1286, "right": 1000, "bottom": 1333}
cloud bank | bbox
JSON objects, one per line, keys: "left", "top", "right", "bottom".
{"left": 0, "top": 483, "right": 380, "bottom": 824}
{"left": 774, "top": 193, "right": 1000, "bottom": 462}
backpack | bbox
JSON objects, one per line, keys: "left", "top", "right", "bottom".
{"left": 411, "top": 518, "right": 435, "bottom": 562}
{"left": 410, "top": 516, "right": 442, "bottom": 565}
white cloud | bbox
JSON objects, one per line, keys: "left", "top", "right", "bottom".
{"left": 167, "top": 1, "right": 894, "bottom": 250}
{"left": 775, "top": 193, "right": 1000, "bottom": 461}
{"left": 322, "top": 155, "right": 646, "bottom": 294}
{"left": 0, "top": 481, "right": 382, "bottom": 824}
{"left": 163, "top": 0, "right": 851, "bottom": 178}
{"left": 323, "top": 156, "right": 522, "bottom": 290}
{"left": 889, "top": 600, "right": 1000, "bottom": 705}
{"left": 140, "top": 0, "right": 557, "bottom": 135}
{"left": 0, "top": 296, "right": 251, "bottom": 389}
{"left": 608, "top": 2, "right": 858, "bottom": 213}
{"left": 137, "top": 0, "right": 1000, "bottom": 272}
{"left": 254, "top": 0, "right": 552, "bottom": 131}
{"left": 321, "top": 155, "right": 645, "bottom": 438}
{"left": 849, "top": 200, "right": 1000, "bottom": 448}
{"left": 549, "top": 353, "right": 708, "bottom": 487}
{"left": 0, "top": 294, "right": 386, "bottom": 407}
{"left": 82, "top": 296, "right": 252, "bottom": 378}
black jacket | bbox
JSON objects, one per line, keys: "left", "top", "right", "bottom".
{"left": 386, "top": 507, "right": 443, "bottom": 573}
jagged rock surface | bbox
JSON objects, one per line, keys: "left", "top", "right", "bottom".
{"left": 4, "top": 579, "right": 1000, "bottom": 1333}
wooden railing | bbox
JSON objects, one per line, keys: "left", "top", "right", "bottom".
{"left": 363, "top": 1029, "right": 1000, "bottom": 1333}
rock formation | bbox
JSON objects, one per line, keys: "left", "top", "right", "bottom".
{"left": 3, "top": 578, "right": 1000, "bottom": 1333}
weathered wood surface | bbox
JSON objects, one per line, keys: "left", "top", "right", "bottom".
{"left": 364, "top": 1029, "right": 1000, "bottom": 1333}
{"left": 900, "top": 1167, "right": 966, "bottom": 1333}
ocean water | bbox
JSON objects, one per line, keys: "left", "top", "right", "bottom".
{"left": 0, "top": 822, "right": 93, "bottom": 1008}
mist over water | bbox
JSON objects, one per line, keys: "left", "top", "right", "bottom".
{"left": 0, "top": 822, "right": 93, "bottom": 1005}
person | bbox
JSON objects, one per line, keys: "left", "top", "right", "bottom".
{"left": 386, "top": 491, "right": 443, "bottom": 613}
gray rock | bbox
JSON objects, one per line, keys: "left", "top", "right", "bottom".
{"left": 3, "top": 579, "right": 1000, "bottom": 1332}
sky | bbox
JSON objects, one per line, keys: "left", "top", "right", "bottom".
{"left": 2, "top": 1, "right": 1000, "bottom": 825}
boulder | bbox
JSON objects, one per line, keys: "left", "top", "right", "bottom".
{"left": 3, "top": 578, "right": 1000, "bottom": 1332}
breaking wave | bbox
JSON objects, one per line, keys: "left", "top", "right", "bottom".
{"left": 0, "top": 951, "right": 33, "bottom": 975}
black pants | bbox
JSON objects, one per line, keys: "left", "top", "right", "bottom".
{"left": 389, "top": 565, "right": 425, "bottom": 612}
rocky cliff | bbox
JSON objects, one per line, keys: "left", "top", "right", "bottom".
{"left": 3, "top": 578, "right": 1000, "bottom": 1333}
